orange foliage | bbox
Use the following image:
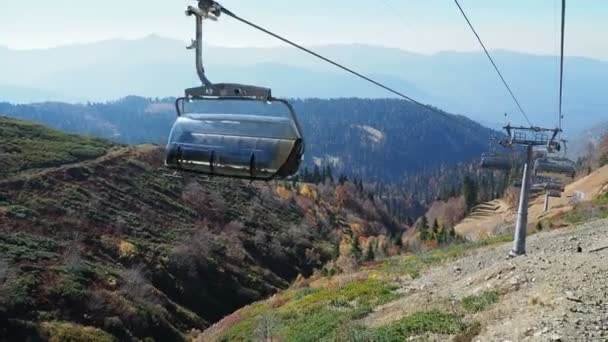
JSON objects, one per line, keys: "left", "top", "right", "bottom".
{"left": 386, "top": 245, "right": 401, "bottom": 257}
{"left": 358, "top": 235, "right": 368, "bottom": 246}
{"left": 275, "top": 186, "right": 292, "bottom": 201}
{"left": 349, "top": 223, "right": 364, "bottom": 235}
{"left": 422, "top": 240, "right": 439, "bottom": 250}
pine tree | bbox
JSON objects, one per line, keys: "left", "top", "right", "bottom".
{"left": 461, "top": 176, "right": 478, "bottom": 212}
{"left": 364, "top": 242, "right": 375, "bottom": 261}
{"left": 417, "top": 216, "right": 430, "bottom": 241}
{"left": 312, "top": 165, "right": 322, "bottom": 184}
{"left": 333, "top": 240, "right": 340, "bottom": 260}
{"left": 438, "top": 225, "right": 449, "bottom": 245}
{"left": 324, "top": 165, "right": 334, "bottom": 183}
{"left": 432, "top": 219, "right": 440, "bottom": 239}
{"left": 449, "top": 226, "right": 457, "bottom": 239}
{"left": 351, "top": 235, "right": 362, "bottom": 261}
{"left": 301, "top": 167, "right": 310, "bottom": 183}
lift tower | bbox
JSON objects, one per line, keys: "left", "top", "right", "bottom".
{"left": 500, "top": 125, "right": 561, "bottom": 257}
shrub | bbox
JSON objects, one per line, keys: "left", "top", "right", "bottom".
{"left": 253, "top": 313, "right": 277, "bottom": 341}
{"left": 335, "top": 255, "right": 358, "bottom": 273}
{"left": 3, "top": 274, "right": 35, "bottom": 313}
{"left": 462, "top": 290, "right": 499, "bottom": 313}
{"left": 118, "top": 241, "right": 137, "bottom": 259}
{"left": 0, "top": 259, "right": 8, "bottom": 284}
{"left": 374, "top": 310, "right": 467, "bottom": 338}
{"left": 170, "top": 226, "right": 215, "bottom": 277}
{"left": 38, "top": 321, "right": 115, "bottom": 342}
{"left": 120, "top": 266, "right": 152, "bottom": 303}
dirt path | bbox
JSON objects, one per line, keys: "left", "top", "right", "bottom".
{"left": 0, "top": 144, "right": 159, "bottom": 186}
{"left": 456, "top": 165, "right": 608, "bottom": 241}
{"left": 365, "top": 218, "right": 608, "bottom": 341}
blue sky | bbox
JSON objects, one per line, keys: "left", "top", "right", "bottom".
{"left": 1, "top": 0, "right": 607, "bottom": 60}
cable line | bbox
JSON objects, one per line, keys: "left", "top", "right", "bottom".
{"left": 558, "top": 0, "right": 566, "bottom": 131}
{"left": 453, "top": 0, "right": 532, "bottom": 126}
{"left": 208, "top": 2, "right": 442, "bottom": 115}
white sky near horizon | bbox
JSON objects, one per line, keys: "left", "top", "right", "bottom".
{"left": 1, "top": 0, "right": 607, "bottom": 60}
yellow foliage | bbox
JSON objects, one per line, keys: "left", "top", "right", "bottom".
{"left": 368, "top": 272, "right": 380, "bottom": 281}
{"left": 118, "top": 240, "right": 137, "bottom": 259}
{"left": 339, "top": 237, "right": 351, "bottom": 257}
{"left": 275, "top": 185, "right": 292, "bottom": 200}
{"left": 300, "top": 184, "right": 318, "bottom": 200}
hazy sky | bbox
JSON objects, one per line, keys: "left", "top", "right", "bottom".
{"left": 1, "top": 0, "right": 607, "bottom": 60}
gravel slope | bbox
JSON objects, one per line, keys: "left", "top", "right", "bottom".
{"left": 364, "top": 218, "right": 608, "bottom": 341}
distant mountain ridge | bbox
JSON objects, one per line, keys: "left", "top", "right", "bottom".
{"left": 1, "top": 36, "right": 607, "bottom": 131}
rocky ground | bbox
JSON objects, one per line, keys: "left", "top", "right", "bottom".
{"left": 364, "top": 218, "right": 608, "bottom": 341}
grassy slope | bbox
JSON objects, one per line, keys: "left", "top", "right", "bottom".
{"left": 201, "top": 170, "right": 608, "bottom": 341}
{"left": 0, "top": 117, "right": 403, "bottom": 341}
{"left": 0, "top": 116, "right": 115, "bottom": 178}
{"left": 199, "top": 236, "right": 511, "bottom": 342}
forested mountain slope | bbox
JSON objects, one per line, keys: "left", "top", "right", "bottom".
{"left": 0, "top": 97, "right": 497, "bottom": 182}
{"left": 0, "top": 117, "right": 404, "bottom": 341}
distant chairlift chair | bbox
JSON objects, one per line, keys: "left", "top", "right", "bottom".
{"left": 533, "top": 157, "right": 576, "bottom": 180}
{"left": 480, "top": 152, "right": 512, "bottom": 171}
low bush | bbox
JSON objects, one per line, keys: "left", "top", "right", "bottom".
{"left": 462, "top": 290, "right": 499, "bottom": 313}
{"left": 38, "top": 321, "right": 115, "bottom": 342}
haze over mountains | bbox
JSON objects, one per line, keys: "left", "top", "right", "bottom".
{"left": 1, "top": 35, "right": 606, "bottom": 131}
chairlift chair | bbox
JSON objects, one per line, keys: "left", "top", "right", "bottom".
{"left": 165, "top": 2, "right": 304, "bottom": 180}
{"left": 534, "top": 157, "right": 576, "bottom": 180}
{"left": 530, "top": 184, "right": 545, "bottom": 194}
{"left": 480, "top": 152, "right": 512, "bottom": 171}
{"left": 547, "top": 189, "right": 562, "bottom": 198}
{"left": 534, "top": 176, "right": 565, "bottom": 192}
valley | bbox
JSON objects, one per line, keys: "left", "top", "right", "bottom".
{"left": 199, "top": 172, "right": 608, "bottom": 341}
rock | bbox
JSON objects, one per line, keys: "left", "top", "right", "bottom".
{"left": 565, "top": 291, "right": 582, "bottom": 303}
{"left": 550, "top": 334, "right": 563, "bottom": 341}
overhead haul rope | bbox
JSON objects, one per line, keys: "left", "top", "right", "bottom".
{"left": 202, "top": 1, "right": 444, "bottom": 115}
{"left": 453, "top": 0, "right": 533, "bottom": 127}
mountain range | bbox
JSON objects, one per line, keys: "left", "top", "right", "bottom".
{"left": 1, "top": 35, "right": 607, "bottom": 132}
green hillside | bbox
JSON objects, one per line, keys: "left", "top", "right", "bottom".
{"left": 0, "top": 116, "right": 115, "bottom": 178}
{"left": 0, "top": 118, "right": 404, "bottom": 341}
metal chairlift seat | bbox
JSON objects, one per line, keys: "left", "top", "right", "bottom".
{"left": 480, "top": 152, "right": 512, "bottom": 171}
{"left": 164, "top": 5, "right": 304, "bottom": 180}
{"left": 534, "top": 176, "right": 565, "bottom": 192}
{"left": 530, "top": 184, "right": 545, "bottom": 194}
{"left": 534, "top": 157, "right": 576, "bottom": 180}
{"left": 166, "top": 110, "right": 304, "bottom": 180}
